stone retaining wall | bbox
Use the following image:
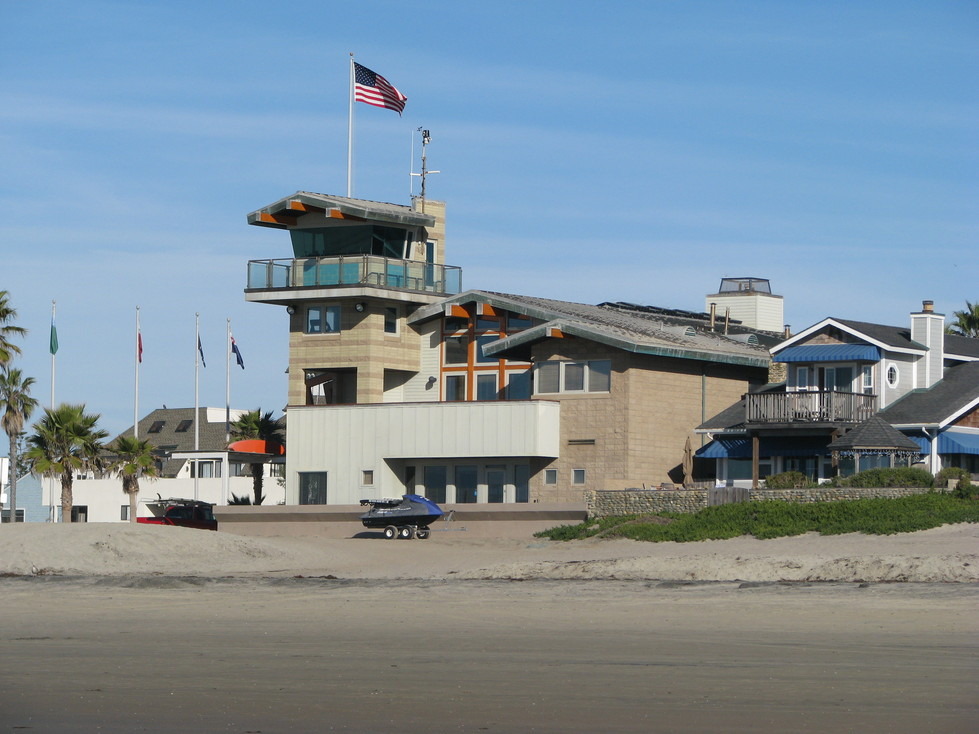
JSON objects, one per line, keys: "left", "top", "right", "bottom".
{"left": 586, "top": 486, "right": 936, "bottom": 518}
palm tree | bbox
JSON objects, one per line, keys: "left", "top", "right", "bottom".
{"left": 0, "top": 291, "right": 27, "bottom": 368}
{"left": 0, "top": 368, "right": 38, "bottom": 523}
{"left": 107, "top": 436, "right": 158, "bottom": 523}
{"left": 24, "top": 404, "right": 108, "bottom": 522}
{"left": 946, "top": 300, "right": 979, "bottom": 338}
{"left": 230, "top": 409, "right": 283, "bottom": 506}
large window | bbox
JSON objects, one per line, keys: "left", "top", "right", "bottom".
{"left": 299, "top": 472, "right": 328, "bottom": 504}
{"left": 455, "top": 465, "right": 478, "bottom": 503}
{"left": 424, "top": 465, "right": 447, "bottom": 504}
{"left": 534, "top": 360, "right": 612, "bottom": 395}
{"left": 306, "top": 305, "right": 341, "bottom": 334}
{"left": 476, "top": 373, "right": 498, "bottom": 401}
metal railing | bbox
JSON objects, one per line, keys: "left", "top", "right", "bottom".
{"left": 746, "top": 391, "right": 877, "bottom": 424}
{"left": 246, "top": 255, "right": 462, "bottom": 295}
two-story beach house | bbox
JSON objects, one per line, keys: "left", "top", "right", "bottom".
{"left": 697, "top": 301, "right": 979, "bottom": 485}
{"left": 245, "top": 191, "right": 779, "bottom": 505}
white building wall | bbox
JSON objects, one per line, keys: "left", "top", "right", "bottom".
{"left": 402, "top": 321, "right": 441, "bottom": 402}
{"left": 69, "top": 475, "right": 284, "bottom": 523}
{"left": 285, "top": 401, "right": 561, "bottom": 504}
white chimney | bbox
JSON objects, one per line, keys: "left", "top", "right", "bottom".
{"left": 910, "top": 300, "right": 944, "bottom": 388}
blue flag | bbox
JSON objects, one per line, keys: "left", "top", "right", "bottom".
{"left": 231, "top": 336, "right": 244, "bottom": 369}
{"left": 198, "top": 336, "right": 206, "bottom": 368}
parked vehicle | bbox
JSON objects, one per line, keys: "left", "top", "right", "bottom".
{"left": 137, "top": 497, "right": 218, "bottom": 531}
{"left": 360, "top": 494, "right": 443, "bottom": 539}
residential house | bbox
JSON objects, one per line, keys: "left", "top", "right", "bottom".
{"left": 245, "top": 191, "right": 776, "bottom": 504}
{"left": 67, "top": 407, "right": 285, "bottom": 523}
{"left": 697, "top": 301, "right": 979, "bottom": 485}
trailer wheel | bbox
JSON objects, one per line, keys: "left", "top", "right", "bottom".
{"left": 415, "top": 528, "right": 430, "bottom": 540}
{"left": 383, "top": 526, "right": 397, "bottom": 540}
{"left": 398, "top": 526, "right": 414, "bottom": 540}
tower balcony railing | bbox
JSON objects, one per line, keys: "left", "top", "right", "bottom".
{"left": 246, "top": 255, "right": 462, "bottom": 296}
{"left": 746, "top": 390, "right": 877, "bottom": 424}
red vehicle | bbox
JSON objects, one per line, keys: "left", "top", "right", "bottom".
{"left": 137, "top": 498, "right": 218, "bottom": 531}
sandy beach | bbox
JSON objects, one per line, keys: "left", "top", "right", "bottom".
{"left": 1, "top": 522, "right": 977, "bottom": 732}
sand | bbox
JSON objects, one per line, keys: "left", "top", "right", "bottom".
{"left": 1, "top": 523, "right": 977, "bottom": 733}
{"left": 0, "top": 520, "right": 976, "bottom": 583}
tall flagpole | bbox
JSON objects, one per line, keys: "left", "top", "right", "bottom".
{"left": 224, "top": 318, "right": 231, "bottom": 506}
{"left": 347, "top": 52, "right": 355, "bottom": 197}
{"left": 49, "top": 301, "right": 57, "bottom": 523}
{"left": 134, "top": 306, "right": 140, "bottom": 440}
{"left": 194, "top": 312, "right": 200, "bottom": 501}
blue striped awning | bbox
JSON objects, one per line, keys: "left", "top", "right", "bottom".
{"left": 939, "top": 431, "right": 979, "bottom": 455}
{"left": 773, "top": 344, "right": 881, "bottom": 363}
{"left": 696, "top": 436, "right": 831, "bottom": 459}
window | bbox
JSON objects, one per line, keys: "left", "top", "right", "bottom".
{"left": 455, "top": 465, "right": 478, "bottom": 503}
{"left": 306, "top": 305, "right": 341, "bottom": 334}
{"left": 1, "top": 509, "right": 25, "bottom": 523}
{"left": 190, "top": 460, "right": 221, "bottom": 478}
{"left": 886, "top": 364, "right": 899, "bottom": 388}
{"left": 544, "top": 469, "right": 557, "bottom": 485}
{"left": 796, "top": 366, "right": 810, "bottom": 391}
{"left": 506, "top": 369, "right": 532, "bottom": 400}
{"left": 305, "top": 368, "right": 357, "bottom": 405}
{"left": 299, "top": 472, "right": 328, "bottom": 505}
{"left": 424, "top": 465, "right": 447, "bottom": 504}
{"left": 534, "top": 360, "right": 612, "bottom": 395}
{"left": 515, "top": 465, "right": 530, "bottom": 503}
{"left": 120, "top": 505, "right": 130, "bottom": 521}
{"left": 572, "top": 469, "right": 586, "bottom": 485}
{"left": 475, "top": 334, "right": 499, "bottom": 364}
{"left": 444, "top": 335, "right": 469, "bottom": 365}
{"left": 148, "top": 420, "right": 165, "bottom": 433}
{"left": 476, "top": 373, "right": 498, "bottom": 401}
{"left": 362, "top": 470, "right": 374, "bottom": 486}
{"left": 507, "top": 314, "right": 533, "bottom": 331}
{"left": 862, "top": 365, "right": 874, "bottom": 394}
{"left": 384, "top": 307, "right": 399, "bottom": 335}
{"left": 269, "top": 463, "right": 285, "bottom": 479}
{"left": 445, "top": 374, "right": 466, "bottom": 401}
{"left": 175, "top": 419, "right": 192, "bottom": 433}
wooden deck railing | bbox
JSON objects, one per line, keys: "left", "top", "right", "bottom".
{"left": 745, "top": 391, "right": 877, "bottom": 424}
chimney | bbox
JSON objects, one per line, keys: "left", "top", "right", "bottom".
{"left": 910, "top": 299, "right": 944, "bottom": 389}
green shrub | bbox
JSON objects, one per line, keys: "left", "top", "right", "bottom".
{"left": 837, "top": 466, "right": 934, "bottom": 488}
{"left": 935, "top": 467, "right": 974, "bottom": 498}
{"left": 763, "top": 471, "right": 815, "bottom": 489}
{"left": 534, "top": 494, "right": 979, "bottom": 542}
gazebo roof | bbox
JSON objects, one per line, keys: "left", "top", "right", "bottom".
{"left": 827, "top": 416, "right": 921, "bottom": 453}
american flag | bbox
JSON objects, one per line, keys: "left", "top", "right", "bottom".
{"left": 354, "top": 62, "right": 407, "bottom": 114}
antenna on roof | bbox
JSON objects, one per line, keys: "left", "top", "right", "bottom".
{"left": 410, "top": 127, "right": 440, "bottom": 210}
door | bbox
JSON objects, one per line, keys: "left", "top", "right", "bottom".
{"left": 487, "top": 466, "right": 506, "bottom": 503}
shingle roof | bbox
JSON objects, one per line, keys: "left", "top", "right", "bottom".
{"left": 412, "top": 290, "right": 774, "bottom": 368}
{"left": 827, "top": 416, "right": 922, "bottom": 452}
{"left": 945, "top": 334, "right": 979, "bottom": 360}
{"left": 826, "top": 319, "right": 923, "bottom": 351}
{"left": 879, "top": 361, "right": 979, "bottom": 426}
{"left": 113, "top": 407, "right": 241, "bottom": 454}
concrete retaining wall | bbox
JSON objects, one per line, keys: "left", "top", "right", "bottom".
{"left": 586, "top": 487, "right": 936, "bottom": 518}
{"left": 215, "top": 502, "right": 588, "bottom": 538}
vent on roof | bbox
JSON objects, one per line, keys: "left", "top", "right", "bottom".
{"left": 148, "top": 421, "right": 165, "bottom": 433}
{"left": 663, "top": 325, "right": 698, "bottom": 338}
{"left": 175, "top": 419, "right": 193, "bottom": 433}
{"left": 724, "top": 333, "right": 759, "bottom": 345}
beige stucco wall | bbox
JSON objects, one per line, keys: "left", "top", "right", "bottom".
{"left": 287, "top": 301, "right": 423, "bottom": 405}
{"left": 529, "top": 337, "right": 766, "bottom": 502}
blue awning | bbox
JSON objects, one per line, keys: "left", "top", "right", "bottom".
{"left": 774, "top": 344, "right": 881, "bottom": 363}
{"left": 939, "top": 431, "right": 979, "bottom": 455}
{"left": 696, "top": 436, "right": 831, "bottom": 459}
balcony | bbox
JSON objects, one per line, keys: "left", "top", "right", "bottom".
{"left": 246, "top": 255, "right": 462, "bottom": 296}
{"left": 746, "top": 391, "right": 877, "bottom": 425}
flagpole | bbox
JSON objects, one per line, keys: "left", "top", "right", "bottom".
{"left": 224, "top": 319, "right": 231, "bottom": 506}
{"left": 49, "top": 301, "right": 57, "bottom": 523}
{"left": 347, "top": 52, "right": 355, "bottom": 197}
{"left": 194, "top": 312, "right": 200, "bottom": 502}
{"left": 134, "top": 306, "right": 140, "bottom": 440}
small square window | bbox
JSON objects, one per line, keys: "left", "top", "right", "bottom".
{"left": 307, "top": 306, "right": 341, "bottom": 334}
{"left": 362, "top": 470, "right": 374, "bottom": 486}
{"left": 175, "top": 419, "right": 192, "bottom": 433}
{"left": 572, "top": 469, "right": 586, "bottom": 485}
{"left": 544, "top": 469, "right": 557, "bottom": 485}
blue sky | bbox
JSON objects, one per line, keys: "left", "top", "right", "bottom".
{"left": 2, "top": 0, "right": 976, "bottom": 439}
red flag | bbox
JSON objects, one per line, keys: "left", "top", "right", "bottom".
{"left": 354, "top": 62, "right": 407, "bottom": 114}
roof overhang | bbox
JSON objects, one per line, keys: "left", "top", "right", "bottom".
{"left": 774, "top": 344, "right": 881, "bottom": 363}
{"left": 247, "top": 192, "right": 434, "bottom": 230}
{"left": 774, "top": 318, "right": 924, "bottom": 357}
